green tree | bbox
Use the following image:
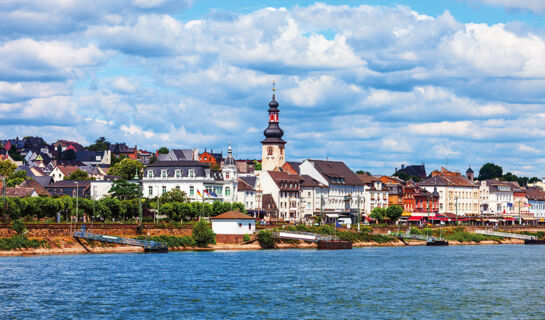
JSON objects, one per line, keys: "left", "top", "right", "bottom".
{"left": 109, "top": 179, "right": 140, "bottom": 200}
{"left": 529, "top": 177, "right": 541, "bottom": 184}
{"left": 159, "top": 188, "right": 189, "bottom": 204}
{"left": 385, "top": 205, "right": 403, "bottom": 223}
{"left": 369, "top": 207, "right": 386, "bottom": 223}
{"left": 192, "top": 220, "right": 216, "bottom": 247}
{"left": 111, "top": 154, "right": 127, "bottom": 166}
{"left": 253, "top": 160, "right": 262, "bottom": 171}
{"left": 108, "top": 158, "right": 143, "bottom": 180}
{"left": 0, "top": 160, "right": 17, "bottom": 177}
{"left": 158, "top": 147, "right": 169, "bottom": 154}
{"left": 6, "top": 171, "right": 28, "bottom": 187}
{"left": 61, "top": 149, "right": 77, "bottom": 161}
{"left": 64, "top": 169, "right": 93, "bottom": 181}
{"left": 478, "top": 163, "right": 503, "bottom": 180}
{"left": 87, "top": 137, "right": 110, "bottom": 152}
{"left": 393, "top": 171, "right": 421, "bottom": 182}
{"left": 8, "top": 145, "right": 24, "bottom": 161}
{"left": 257, "top": 230, "right": 275, "bottom": 248}
{"left": 356, "top": 170, "right": 371, "bottom": 175}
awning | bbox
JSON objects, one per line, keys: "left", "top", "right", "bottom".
{"left": 487, "top": 219, "right": 499, "bottom": 222}
{"left": 408, "top": 216, "right": 423, "bottom": 221}
{"left": 402, "top": 211, "right": 411, "bottom": 216}
{"left": 522, "top": 217, "right": 537, "bottom": 221}
{"left": 502, "top": 217, "right": 515, "bottom": 221}
{"left": 325, "top": 214, "right": 339, "bottom": 218}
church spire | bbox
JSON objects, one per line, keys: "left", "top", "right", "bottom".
{"left": 262, "top": 82, "right": 285, "bottom": 144}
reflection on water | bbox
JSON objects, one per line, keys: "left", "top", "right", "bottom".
{"left": 1, "top": 245, "right": 544, "bottom": 319}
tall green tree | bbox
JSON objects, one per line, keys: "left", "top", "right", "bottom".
{"left": 87, "top": 137, "right": 110, "bottom": 152}
{"left": 369, "top": 207, "right": 386, "bottom": 223}
{"left": 159, "top": 188, "right": 189, "bottom": 204}
{"left": 158, "top": 147, "right": 169, "bottom": 154}
{"left": 108, "top": 179, "right": 140, "bottom": 200}
{"left": 478, "top": 163, "right": 503, "bottom": 180}
{"left": 108, "top": 158, "right": 143, "bottom": 180}
{"left": 385, "top": 205, "right": 403, "bottom": 223}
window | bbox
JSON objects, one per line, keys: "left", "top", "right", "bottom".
{"left": 225, "top": 186, "right": 230, "bottom": 196}
{"left": 239, "top": 223, "right": 242, "bottom": 228}
{"left": 225, "top": 171, "right": 230, "bottom": 179}
{"left": 176, "top": 186, "right": 180, "bottom": 189}
{"left": 190, "top": 186, "right": 194, "bottom": 196}
{"left": 248, "top": 223, "right": 251, "bottom": 229}
{"left": 148, "top": 170, "right": 154, "bottom": 178}
{"left": 189, "top": 170, "right": 195, "bottom": 178}
{"left": 175, "top": 170, "right": 181, "bottom": 178}
{"left": 162, "top": 186, "right": 166, "bottom": 194}
{"left": 161, "top": 170, "right": 167, "bottom": 178}
{"left": 148, "top": 186, "right": 153, "bottom": 196}
{"left": 267, "top": 146, "right": 273, "bottom": 155}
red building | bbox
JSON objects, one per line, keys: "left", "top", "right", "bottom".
{"left": 199, "top": 149, "right": 222, "bottom": 167}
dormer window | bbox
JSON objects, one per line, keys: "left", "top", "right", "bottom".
{"left": 148, "top": 170, "right": 154, "bottom": 178}
{"left": 175, "top": 170, "right": 181, "bottom": 178}
{"left": 205, "top": 169, "right": 210, "bottom": 178}
{"left": 225, "top": 171, "right": 230, "bottom": 179}
{"left": 189, "top": 170, "right": 195, "bottom": 178}
{"left": 161, "top": 170, "right": 167, "bottom": 178}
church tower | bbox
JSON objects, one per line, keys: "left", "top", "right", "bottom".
{"left": 261, "top": 83, "right": 286, "bottom": 171}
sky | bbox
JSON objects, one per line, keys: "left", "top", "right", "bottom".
{"left": 2, "top": 0, "right": 545, "bottom": 177}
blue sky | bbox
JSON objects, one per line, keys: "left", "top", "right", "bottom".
{"left": 2, "top": 0, "right": 545, "bottom": 176}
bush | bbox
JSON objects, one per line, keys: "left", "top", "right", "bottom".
{"left": 11, "top": 219, "right": 26, "bottom": 236}
{"left": 0, "top": 237, "right": 48, "bottom": 250}
{"left": 257, "top": 230, "right": 276, "bottom": 249}
{"left": 192, "top": 220, "right": 216, "bottom": 247}
{"left": 243, "top": 234, "right": 250, "bottom": 242}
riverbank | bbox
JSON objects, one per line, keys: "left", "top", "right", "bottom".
{"left": 0, "top": 236, "right": 527, "bottom": 256}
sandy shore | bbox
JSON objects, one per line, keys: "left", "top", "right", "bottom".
{"left": 0, "top": 236, "right": 527, "bottom": 256}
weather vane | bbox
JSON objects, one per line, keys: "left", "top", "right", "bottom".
{"left": 272, "top": 80, "right": 275, "bottom": 93}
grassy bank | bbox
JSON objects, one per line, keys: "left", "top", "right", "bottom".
{"left": 409, "top": 227, "right": 502, "bottom": 243}
{"left": 0, "top": 236, "right": 49, "bottom": 251}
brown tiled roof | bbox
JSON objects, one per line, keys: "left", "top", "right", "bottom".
{"left": 20, "top": 180, "right": 50, "bottom": 196}
{"left": 420, "top": 175, "right": 477, "bottom": 187}
{"left": 57, "top": 165, "right": 79, "bottom": 176}
{"left": 301, "top": 175, "right": 326, "bottom": 188}
{"left": 268, "top": 171, "right": 301, "bottom": 191}
{"left": 211, "top": 211, "right": 255, "bottom": 220}
{"left": 6, "top": 188, "right": 36, "bottom": 197}
{"left": 357, "top": 174, "right": 379, "bottom": 184}
{"left": 237, "top": 179, "right": 253, "bottom": 191}
{"left": 526, "top": 187, "right": 545, "bottom": 201}
{"left": 309, "top": 160, "right": 364, "bottom": 186}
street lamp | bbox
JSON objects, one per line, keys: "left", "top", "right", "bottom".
{"left": 75, "top": 181, "right": 79, "bottom": 226}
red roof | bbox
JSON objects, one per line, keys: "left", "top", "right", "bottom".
{"left": 211, "top": 211, "right": 255, "bottom": 220}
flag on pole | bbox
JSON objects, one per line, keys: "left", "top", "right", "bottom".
{"left": 204, "top": 190, "right": 210, "bottom": 196}
{"left": 210, "top": 191, "right": 218, "bottom": 197}
{"left": 197, "top": 190, "right": 203, "bottom": 197}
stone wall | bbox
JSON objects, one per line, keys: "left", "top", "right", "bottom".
{"left": 0, "top": 224, "right": 192, "bottom": 238}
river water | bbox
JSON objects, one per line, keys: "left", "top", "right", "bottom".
{"left": 1, "top": 245, "right": 544, "bottom": 319}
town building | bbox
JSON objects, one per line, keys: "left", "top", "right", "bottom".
{"left": 394, "top": 163, "right": 427, "bottom": 180}
{"left": 237, "top": 176, "right": 258, "bottom": 213}
{"left": 419, "top": 167, "right": 479, "bottom": 216}
{"left": 50, "top": 165, "right": 79, "bottom": 182}
{"left": 259, "top": 170, "right": 301, "bottom": 221}
{"left": 527, "top": 187, "right": 545, "bottom": 220}
{"left": 210, "top": 211, "right": 256, "bottom": 235}
{"left": 357, "top": 174, "right": 389, "bottom": 214}
{"left": 479, "top": 180, "right": 515, "bottom": 216}
{"left": 199, "top": 149, "right": 222, "bottom": 168}
{"left": 142, "top": 145, "right": 237, "bottom": 203}
{"left": 158, "top": 149, "right": 199, "bottom": 162}
{"left": 45, "top": 180, "right": 91, "bottom": 198}
{"left": 299, "top": 159, "right": 365, "bottom": 216}
{"left": 300, "top": 174, "right": 329, "bottom": 219}
{"left": 261, "top": 87, "right": 286, "bottom": 171}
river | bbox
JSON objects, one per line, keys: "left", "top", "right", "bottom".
{"left": 1, "top": 245, "right": 544, "bottom": 319}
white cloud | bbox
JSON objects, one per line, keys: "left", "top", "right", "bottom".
{"left": 111, "top": 77, "right": 137, "bottom": 93}
{"left": 470, "top": 0, "right": 545, "bottom": 14}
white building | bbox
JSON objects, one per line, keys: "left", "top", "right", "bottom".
{"left": 300, "top": 175, "right": 329, "bottom": 219}
{"left": 479, "top": 180, "right": 514, "bottom": 215}
{"left": 357, "top": 174, "right": 389, "bottom": 214}
{"left": 211, "top": 211, "right": 256, "bottom": 235}
{"left": 420, "top": 172, "right": 480, "bottom": 216}
{"left": 237, "top": 176, "right": 258, "bottom": 211}
{"left": 142, "top": 145, "right": 238, "bottom": 203}
{"left": 260, "top": 170, "right": 301, "bottom": 221}
{"left": 299, "top": 159, "right": 365, "bottom": 216}
{"left": 527, "top": 187, "right": 545, "bottom": 219}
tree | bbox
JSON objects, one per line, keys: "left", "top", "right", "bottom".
{"left": 109, "top": 179, "right": 140, "bottom": 200}
{"left": 87, "top": 137, "right": 110, "bottom": 152}
{"left": 158, "top": 147, "right": 169, "bottom": 154}
{"left": 159, "top": 188, "right": 189, "bottom": 204}
{"left": 369, "top": 207, "right": 386, "bottom": 223}
{"left": 111, "top": 154, "right": 127, "bottom": 166}
{"left": 61, "top": 149, "right": 76, "bottom": 161}
{"left": 108, "top": 158, "right": 143, "bottom": 180}
{"left": 253, "top": 160, "right": 262, "bottom": 171}
{"left": 385, "top": 205, "right": 403, "bottom": 223}
{"left": 6, "top": 171, "right": 28, "bottom": 187}
{"left": 0, "top": 160, "right": 17, "bottom": 177}
{"left": 64, "top": 169, "right": 93, "bottom": 181}
{"left": 530, "top": 177, "right": 541, "bottom": 184}
{"left": 8, "top": 145, "right": 24, "bottom": 162}
{"left": 192, "top": 220, "right": 216, "bottom": 247}
{"left": 11, "top": 219, "right": 26, "bottom": 237}
{"left": 478, "top": 163, "right": 503, "bottom": 180}
{"left": 356, "top": 170, "right": 371, "bottom": 175}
